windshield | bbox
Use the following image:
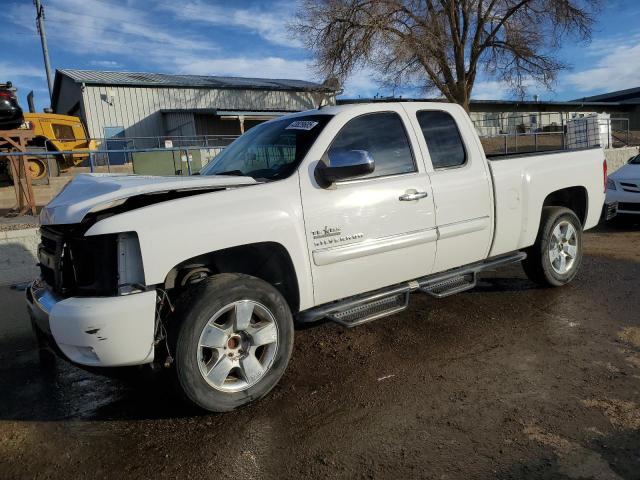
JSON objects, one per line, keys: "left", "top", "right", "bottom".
{"left": 630, "top": 154, "right": 640, "bottom": 165}
{"left": 201, "top": 114, "right": 332, "bottom": 180}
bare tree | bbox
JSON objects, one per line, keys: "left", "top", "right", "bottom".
{"left": 291, "top": 0, "right": 599, "bottom": 110}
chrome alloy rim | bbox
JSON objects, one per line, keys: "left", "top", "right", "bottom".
{"left": 197, "top": 300, "right": 279, "bottom": 392}
{"left": 548, "top": 220, "right": 578, "bottom": 275}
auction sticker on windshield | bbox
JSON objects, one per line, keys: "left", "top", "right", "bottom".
{"left": 286, "top": 120, "right": 319, "bottom": 130}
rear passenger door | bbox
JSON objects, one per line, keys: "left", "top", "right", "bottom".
{"left": 403, "top": 105, "right": 494, "bottom": 272}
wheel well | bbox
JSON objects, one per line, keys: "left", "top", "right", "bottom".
{"left": 542, "top": 187, "right": 588, "bottom": 226}
{"left": 164, "top": 242, "right": 300, "bottom": 313}
{"left": 26, "top": 136, "right": 49, "bottom": 148}
{"left": 26, "top": 136, "right": 61, "bottom": 158}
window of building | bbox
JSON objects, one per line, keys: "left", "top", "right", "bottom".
{"left": 416, "top": 110, "right": 466, "bottom": 169}
{"left": 507, "top": 113, "right": 522, "bottom": 126}
{"left": 483, "top": 112, "right": 500, "bottom": 127}
{"left": 327, "top": 112, "right": 416, "bottom": 179}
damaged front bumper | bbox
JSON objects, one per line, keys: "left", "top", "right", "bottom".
{"left": 26, "top": 280, "right": 157, "bottom": 367}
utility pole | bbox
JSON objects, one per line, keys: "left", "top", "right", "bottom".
{"left": 34, "top": 0, "right": 54, "bottom": 104}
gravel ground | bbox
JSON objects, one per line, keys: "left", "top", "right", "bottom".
{"left": 0, "top": 215, "right": 39, "bottom": 232}
{"left": 0, "top": 221, "right": 639, "bottom": 479}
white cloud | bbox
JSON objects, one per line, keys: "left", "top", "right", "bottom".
{"left": 580, "top": 32, "right": 640, "bottom": 58}
{"left": 0, "top": 61, "right": 46, "bottom": 80}
{"left": 90, "top": 60, "right": 123, "bottom": 69}
{"left": 7, "top": 0, "right": 217, "bottom": 65}
{"left": 339, "top": 69, "right": 381, "bottom": 97}
{"left": 176, "top": 56, "right": 313, "bottom": 79}
{"left": 471, "top": 77, "right": 554, "bottom": 101}
{"left": 563, "top": 35, "right": 640, "bottom": 94}
{"left": 471, "top": 80, "right": 510, "bottom": 100}
{"left": 158, "top": 1, "right": 299, "bottom": 47}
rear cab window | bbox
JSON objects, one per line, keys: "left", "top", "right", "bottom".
{"left": 327, "top": 112, "right": 416, "bottom": 179}
{"left": 416, "top": 111, "right": 466, "bottom": 169}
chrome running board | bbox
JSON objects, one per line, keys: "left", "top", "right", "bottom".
{"left": 421, "top": 272, "right": 477, "bottom": 298}
{"left": 297, "top": 251, "right": 526, "bottom": 327}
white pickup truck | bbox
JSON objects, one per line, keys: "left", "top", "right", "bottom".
{"left": 27, "top": 102, "right": 606, "bottom": 412}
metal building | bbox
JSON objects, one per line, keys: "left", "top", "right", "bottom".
{"left": 572, "top": 87, "right": 640, "bottom": 129}
{"left": 51, "top": 69, "right": 338, "bottom": 145}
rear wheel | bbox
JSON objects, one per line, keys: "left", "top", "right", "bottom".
{"left": 522, "top": 207, "right": 583, "bottom": 287}
{"left": 26, "top": 155, "right": 48, "bottom": 181}
{"left": 6, "top": 147, "right": 58, "bottom": 184}
{"left": 172, "top": 273, "right": 294, "bottom": 412}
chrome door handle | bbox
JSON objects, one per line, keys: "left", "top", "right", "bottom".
{"left": 399, "top": 190, "right": 428, "bottom": 201}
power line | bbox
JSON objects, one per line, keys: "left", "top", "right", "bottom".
{"left": 34, "top": 0, "right": 53, "bottom": 103}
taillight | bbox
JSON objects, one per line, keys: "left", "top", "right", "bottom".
{"left": 603, "top": 159, "right": 607, "bottom": 193}
{"left": 0, "top": 91, "right": 13, "bottom": 99}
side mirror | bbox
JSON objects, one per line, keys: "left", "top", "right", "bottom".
{"left": 315, "top": 150, "right": 375, "bottom": 187}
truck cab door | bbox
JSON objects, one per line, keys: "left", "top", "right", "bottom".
{"left": 403, "top": 104, "right": 494, "bottom": 272}
{"left": 299, "top": 105, "right": 437, "bottom": 306}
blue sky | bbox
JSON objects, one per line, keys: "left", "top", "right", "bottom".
{"left": 2, "top": 0, "right": 640, "bottom": 111}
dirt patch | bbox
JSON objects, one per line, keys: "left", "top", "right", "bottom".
{"left": 618, "top": 327, "right": 640, "bottom": 348}
{"left": 621, "top": 350, "right": 640, "bottom": 369}
{"left": 582, "top": 398, "right": 640, "bottom": 430}
{"left": 524, "top": 425, "right": 623, "bottom": 480}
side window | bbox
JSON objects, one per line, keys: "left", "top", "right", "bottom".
{"left": 416, "top": 111, "right": 466, "bottom": 169}
{"left": 328, "top": 112, "right": 415, "bottom": 179}
{"left": 52, "top": 124, "right": 76, "bottom": 141}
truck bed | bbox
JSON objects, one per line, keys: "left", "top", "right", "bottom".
{"left": 487, "top": 146, "right": 605, "bottom": 257}
{"left": 486, "top": 145, "right": 600, "bottom": 161}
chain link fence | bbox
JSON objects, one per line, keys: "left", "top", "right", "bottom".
{"left": 0, "top": 134, "right": 241, "bottom": 186}
{"left": 472, "top": 112, "right": 634, "bottom": 156}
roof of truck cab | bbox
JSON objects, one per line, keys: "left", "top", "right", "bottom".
{"left": 314, "top": 101, "right": 454, "bottom": 115}
{"left": 258, "top": 101, "right": 457, "bottom": 123}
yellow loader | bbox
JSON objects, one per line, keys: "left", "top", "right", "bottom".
{"left": 20, "top": 113, "right": 97, "bottom": 181}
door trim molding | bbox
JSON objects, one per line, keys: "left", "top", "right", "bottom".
{"left": 437, "top": 216, "right": 490, "bottom": 240}
{"left": 312, "top": 228, "right": 438, "bottom": 266}
{"left": 311, "top": 216, "right": 490, "bottom": 267}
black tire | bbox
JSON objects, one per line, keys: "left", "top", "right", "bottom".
{"left": 522, "top": 207, "right": 583, "bottom": 287}
{"left": 172, "top": 273, "right": 294, "bottom": 412}
{"left": 30, "top": 318, "right": 56, "bottom": 366}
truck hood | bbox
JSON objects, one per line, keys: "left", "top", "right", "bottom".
{"left": 40, "top": 173, "right": 257, "bottom": 225}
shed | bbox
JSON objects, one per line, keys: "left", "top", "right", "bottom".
{"left": 52, "top": 69, "right": 338, "bottom": 146}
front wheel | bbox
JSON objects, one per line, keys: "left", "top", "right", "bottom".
{"left": 172, "top": 273, "right": 294, "bottom": 412}
{"left": 522, "top": 207, "right": 583, "bottom": 287}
